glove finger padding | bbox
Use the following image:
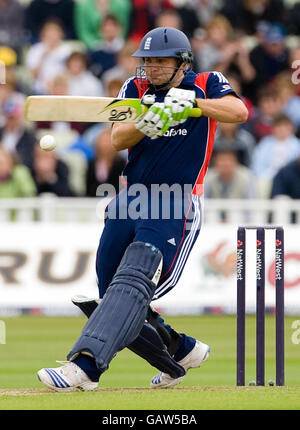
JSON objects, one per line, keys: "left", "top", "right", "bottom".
{"left": 135, "top": 102, "right": 173, "bottom": 139}
{"left": 173, "top": 101, "right": 192, "bottom": 124}
{"left": 141, "top": 124, "right": 161, "bottom": 139}
{"left": 164, "top": 88, "right": 196, "bottom": 126}
{"left": 150, "top": 105, "right": 172, "bottom": 136}
{"left": 166, "top": 88, "right": 196, "bottom": 105}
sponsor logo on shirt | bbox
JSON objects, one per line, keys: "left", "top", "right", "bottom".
{"left": 220, "top": 84, "right": 231, "bottom": 92}
{"left": 164, "top": 128, "right": 188, "bottom": 137}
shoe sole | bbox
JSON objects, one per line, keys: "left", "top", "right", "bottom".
{"left": 151, "top": 375, "right": 185, "bottom": 389}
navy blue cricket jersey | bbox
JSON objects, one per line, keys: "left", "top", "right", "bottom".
{"left": 96, "top": 70, "right": 237, "bottom": 300}
{"left": 118, "top": 70, "right": 236, "bottom": 196}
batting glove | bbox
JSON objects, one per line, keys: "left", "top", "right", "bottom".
{"left": 164, "top": 88, "right": 196, "bottom": 127}
{"left": 135, "top": 102, "right": 172, "bottom": 139}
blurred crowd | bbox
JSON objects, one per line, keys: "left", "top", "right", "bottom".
{"left": 0, "top": 0, "right": 300, "bottom": 203}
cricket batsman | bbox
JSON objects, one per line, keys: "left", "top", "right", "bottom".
{"left": 37, "top": 27, "right": 248, "bottom": 391}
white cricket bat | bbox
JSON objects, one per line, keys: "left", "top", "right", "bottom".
{"left": 24, "top": 96, "right": 202, "bottom": 123}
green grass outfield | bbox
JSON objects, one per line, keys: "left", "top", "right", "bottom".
{"left": 0, "top": 315, "right": 299, "bottom": 410}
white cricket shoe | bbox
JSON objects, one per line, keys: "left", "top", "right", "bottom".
{"left": 150, "top": 340, "right": 210, "bottom": 389}
{"left": 37, "top": 361, "right": 98, "bottom": 392}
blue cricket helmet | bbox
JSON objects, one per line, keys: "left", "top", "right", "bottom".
{"left": 132, "top": 27, "right": 193, "bottom": 63}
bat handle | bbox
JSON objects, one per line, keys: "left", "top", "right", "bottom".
{"left": 141, "top": 106, "right": 202, "bottom": 118}
{"left": 190, "top": 107, "right": 202, "bottom": 117}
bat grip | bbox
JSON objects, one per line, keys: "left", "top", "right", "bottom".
{"left": 190, "top": 107, "right": 202, "bottom": 117}
{"left": 142, "top": 105, "right": 202, "bottom": 118}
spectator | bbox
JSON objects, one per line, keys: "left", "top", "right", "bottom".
{"left": 274, "top": 71, "right": 300, "bottom": 133}
{"left": 82, "top": 78, "right": 124, "bottom": 149}
{"left": 155, "top": 9, "right": 183, "bottom": 32}
{"left": 247, "top": 23, "right": 290, "bottom": 101}
{"left": 287, "top": 1, "right": 300, "bottom": 35}
{"left": 0, "top": 46, "right": 33, "bottom": 96}
{"left": 178, "top": 0, "right": 222, "bottom": 28}
{"left": 226, "top": 72, "right": 255, "bottom": 120}
{"left": 31, "top": 143, "right": 74, "bottom": 196}
{"left": 246, "top": 87, "right": 283, "bottom": 142}
{"left": 271, "top": 156, "right": 300, "bottom": 222}
{"left": 205, "top": 148, "right": 256, "bottom": 199}
{"left": 25, "top": 0, "right": 76, "bottom": 42}
{"left": 26, "top": 18, "right": 71, "bottom": 94}
{"left": 74, "top": 0, "right": 131, "bottom": 50}
{"left": 65, "top": 51, "right": 103, "bottom": 97}
{"left": 194, "top": 14, "right": 255, "bottom": 86}
{"left": 271, "top": 156, "right": 300, "bottom": 199}
{"left": 214, "top": 122, "right": 256, "bottom": 167}
{"left": 251, "top": 113, "right": 300, "bottom": 181}
{"left": 220, "top": 0, "right": 289, "bottom": 35}
{"left": 85, "top": 127, "right": 126, "bottom": 197}
{"left": 194, "top": 14, "right": 231, "bottom": 72}
{"left": 129, "top": 0, "right": 174, "bottom": 43}
{"left": 107, "top": 78, "right": 123, "bottom": 98}
{"left": 0, "top": 96, "right": 36, "bottom": 169}
{"left": 49, "top": 71, "right": 69, "bottom": 97}
{"left": 35, "top": 73, "right": 86, "bottom": 134}
{"left": 101, "top": 41, "right": 139, "bottom": 95}
{"left": 158, "top": 5, "right": 199, "bottom": 38}
{"left": 0, "top": 0, "right": 25, "bottom": 56}
{"left": 0, "top": 68, "right": 21, "bottom": 127}
{"left": 89, "top": 15, "right": 125, "bottom": 79}
{"left": 0, "top": 147, "right": 36, "bottom": 198}
{"left": 0, "top": 46, "right": 17, "bottom": 71}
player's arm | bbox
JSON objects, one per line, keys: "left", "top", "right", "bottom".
{"left": 111, "top": 122, "right": 145, "bottom": 151}
{"left": 112, "top": 95, "right": 176, "bottom": 151}
{"left": 194, "top": 72, "right": 248, "bottom": 123}
{"left": 195, "top": 94, "right": 248, "bottom": 123}
{"left": 111, "top": 79, "right": 174, "bottom": 151}
{"left": 111, "top": 77, "right": 149, "bottom": 151}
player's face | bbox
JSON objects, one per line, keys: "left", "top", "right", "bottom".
{"left": 143, "top": 57, "right": 181, "bottom": 86}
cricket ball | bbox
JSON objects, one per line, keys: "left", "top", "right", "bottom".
{"left": 40, "top": 134, "right": 56, "bottom": 152}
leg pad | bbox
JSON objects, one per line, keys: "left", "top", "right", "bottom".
{"left": 72, "top": 296, "right": 184, "bottom": 378}
{"left": 67, "top": 242, "right": 163, "bottom": 372}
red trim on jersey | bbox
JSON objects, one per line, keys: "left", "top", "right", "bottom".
{"left": 120, "top": 175, "right": 128, "bottom": 186}
{"left": 133, "top": 78, "right": 149, "bottom": 99}
{"left": 193, "top": 117, "right": 217, "bottom": 196}
{"left": 194, "top": 72, "right": 210, "bottom": 97}
{"left": 193, "top": 72, "right": 217, "bottom": 196}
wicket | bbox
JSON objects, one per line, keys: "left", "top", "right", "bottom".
{"left": 236, "top": 226, "right": 285, "bottom": 386}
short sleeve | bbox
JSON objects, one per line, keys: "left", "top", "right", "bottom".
{"left": 206, "top": 71, "right": 238, "bottom": 99}
{"left": 117, "top": 77, "right": 140, "bottom": 98}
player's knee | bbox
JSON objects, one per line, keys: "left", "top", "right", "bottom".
{"left": 109, "top": 241, "right": 163, "bottom": 298}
